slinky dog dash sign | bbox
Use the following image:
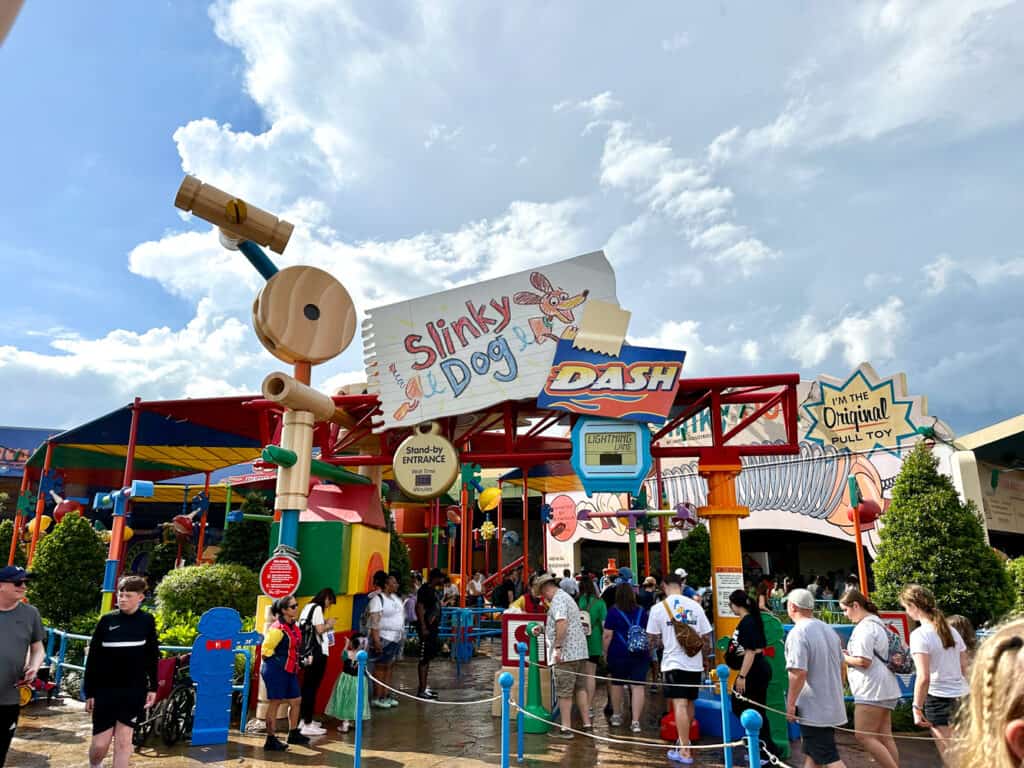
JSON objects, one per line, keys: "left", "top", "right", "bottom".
{"left": 363, "top": 252, "right": 618, "bottom": 431}
{"left": 537, "top": 339, "right": 686, "bottom": 424}
{"left": 391, "top": 422, "right": 460, "bottom": 501}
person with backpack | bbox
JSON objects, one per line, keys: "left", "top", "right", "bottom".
{"left": 602, "top": 583, "right": 649, "bottom": 733}
{"left": 726, "top": 589, "right": 781, "bottom": 763}
{"left": 646, "top": 572, "right": 712, "bottom": 765}
{"left": 839, "top": 589, "right": 901, "bottom": 768}
{"left": 367, "top": 571, "right": 405, "bottom": 709}
{"left": 297, "top": 588, "right": 337, "bottom": 737}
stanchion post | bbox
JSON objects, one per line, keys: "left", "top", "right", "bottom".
{"left": 740, "top": 709, "right": 764, "bottom": 767}
{"left": 55, "top": 632, "right": 67, "bottom": 689}
{"left": 517, "top": 641, "right": 526, "bottom": 762}
{"left": 45, "top": 628, "right": 55, "bottom": 666}
{"left": 355, "top": 649, "right": 368, "bottom": 768}
{"left": 500, "top": 672, "right": 513, "bottom": 768}
{"left": 717, "top": 663, "right": 735, "bottom": 768}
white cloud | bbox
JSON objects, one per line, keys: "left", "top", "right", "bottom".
{"left": 717, "top": 0, "right": 1024, "bottom": 158}
{"left": 599, "top": 121, "right": 777, "bottom": 275}
{"left": 424, "top": 123, "right": 463, "bottom": 149}
{"left": 782, "top": 297, "right": 905, "bottom": 367}
{"left": 554, "top": 91, "right": 622, "bottom": 117}
{"left": 661, "top": 33, "right": 690, "bottom": 52}
{"left": 924, "top": 253, "right": 1024, "bottom": 293}
{"left": 629, "top": 320, "right": 761, "bottom": 375}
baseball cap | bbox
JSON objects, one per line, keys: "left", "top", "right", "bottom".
{"left": 783, "top": 588, "right": 815, "bottom": 610}
{"left": 0, "top": 566, "right": 33, "bottom": 583}
{"left": 674, "top": 568, "right": 688, "bottom": 579}
{"left": 616, "top": 566, "right": 634, "bottom": 584}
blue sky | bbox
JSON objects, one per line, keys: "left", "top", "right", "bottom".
{"left": 1, "top": 1, "right": 1022, "bottom": 435}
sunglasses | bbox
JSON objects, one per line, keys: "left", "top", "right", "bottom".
{"left": 286, "top": 603, "right": 298, "bottom": 609}
{"left": 8, "top": 581, "right": 28, "bottom": 587}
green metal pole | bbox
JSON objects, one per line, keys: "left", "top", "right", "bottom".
{"left": 523, "top": 622, "right": 550, "bottom": 733}
{"left": 223, "top": 483, "right": 233, "bottom": 528}
{"left": 628, "top": 524, "right": 638, "bottom": 577}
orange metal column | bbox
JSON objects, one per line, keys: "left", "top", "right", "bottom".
{"left": 8, "top": 471, "right": 29, "bottom": 566}
{"left": 698, "top": 462, "right": 748, "bottom": 658}
{"left": 26, "top": 442, "right": 53, "bottom": 567}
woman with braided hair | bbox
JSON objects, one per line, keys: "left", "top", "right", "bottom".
{"left": 900, "top": 584, "right": 968, "bottom": 759}
{"left": 952, "top": 616, "right": 1024, "bottom": 767}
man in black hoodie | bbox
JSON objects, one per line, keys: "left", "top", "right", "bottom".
{"left": 85, "top": 575, "right": 159, "bottom": 768}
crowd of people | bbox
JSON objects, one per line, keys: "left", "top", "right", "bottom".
{"left": 3, "top": 561, "right": 1024, "bottom": 766}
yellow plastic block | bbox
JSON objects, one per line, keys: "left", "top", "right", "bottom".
{"left": 345, "top": 524, "right": 390, "bottom": 595}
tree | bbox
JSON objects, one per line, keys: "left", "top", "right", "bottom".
{"left": 1007, "top": 557, "right": 1024, "bottom": 615}
{"left": 670, "top": 522, "right": 711, "bottom": 587}
{"left": 384, "top": 503, "right": 412, "bottom": 593}
{"left": 0, "top": 519, "right": 26, "bottom": 567}
{"left": 27, "top": 514, "right": 106, "bottom": 625}
{"left": 147, "top": 540, "right": 195, "bottom": 588}
{"left": 217, "top": 493, "right": 271, "bottom": 573}
{"left": 873, "top": 443, "right": 1013, "bottom": 626}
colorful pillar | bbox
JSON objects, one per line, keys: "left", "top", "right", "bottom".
{"left": 520, "top": 469, "right": 529, "bottom": 586}
{"left": 97, "top": 480, "right": 154, "bottom": 611}
{"left": 275, "top": 410, "right": 314, "bottom": 550}
{"left": 496, "top": 480, "right": 503, "bottom": 575}
{"left": 848, "top": 475, "right": 870, "bottom": 596}
{"left": 8, "top": 472, "right": 30, "bottom": 566}
{"left": 26, "top": 441, "right": 53, "bottom": 567}
{"left": 655, "top": 457, "right": 670, "bottom": 574}
{"left": 195, "top": 471, "right": 212, "bottom": 565}
{"left": 699, "top": 461, "right": 747, "bottom": 657}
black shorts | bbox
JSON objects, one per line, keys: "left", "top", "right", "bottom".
{"left": 662, "top": 669, "right": 702, "bottom": 700}
{"left": 800, "top": 724, "right": 840, "bottom": 764}
{"left": 925, "top": 694, "right": 962, "bottom": 727}
{"left": 419, "top": 631, "right": 441, "bottom": 663}
{"left": 92, "top": 689, "right": 147, "bottom": 735}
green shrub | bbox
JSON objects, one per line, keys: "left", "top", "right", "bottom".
{"left": 155, "top": 564, "right": 259, "bottom": 623}
{"left": 385, "top": 504, "right": 411, "bottom": 593}
{"left": 873, "top": 443, "right": 1014, "bottom": 626}
{"left": 217, "top": 493, "right": 271, "bottom": 573}
{"left": 27, "top": 515, "right": 106, "bottom": 625}
{"left": 0, "top": 519, "right": 26, "bottom": 567}
{"left": 670, "top": 522, "right": 711, "bottom": 587}
{"left": 1007, "top": 557, "right": 1024, "bottom": 615}
{"left": 146, "top": 540, "right": 195, "bottom": 588}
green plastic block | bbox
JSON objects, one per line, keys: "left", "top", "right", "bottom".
{"left": 270, "top": 521, "right": 351, "bottom": 595}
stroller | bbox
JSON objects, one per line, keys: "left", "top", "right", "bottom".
{"left": 133, "top": 654, "right": 195, "bottom": 747}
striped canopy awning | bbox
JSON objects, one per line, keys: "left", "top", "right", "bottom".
{"left": 25, "top": 397, "right": 264, "bottom": 488}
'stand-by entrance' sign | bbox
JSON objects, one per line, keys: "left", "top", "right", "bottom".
{"left": 364, "top": 252, "right": 617, "bottom": 431}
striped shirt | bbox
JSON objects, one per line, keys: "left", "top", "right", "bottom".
{"left": 84, "top": 609, "right": 159, "bottom": 695}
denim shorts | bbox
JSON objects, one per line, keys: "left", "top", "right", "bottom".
{"left": 370, "top": 640, "right": 401, "bottom": 665}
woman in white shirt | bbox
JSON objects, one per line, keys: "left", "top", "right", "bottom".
{"left": 368, "top": 571, "right": 408, "bottom": 708}
{"left": 900, "top": 584, "right": 968, "bottom": 759}
{"left": 298, "top": 588, "right": 337, "bottom": 736}
{"left": 840, "top": 589, "right": 901, "bottom": 768}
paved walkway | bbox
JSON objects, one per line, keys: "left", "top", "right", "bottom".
{"left": 13, "top": 650, "right": 943, "bottom": 767}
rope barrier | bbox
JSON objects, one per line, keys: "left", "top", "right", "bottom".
{"left": 364, "top": 671, "right": 502, "bottom": 706}
{"left": 761, "top": 743, "right": 798, "bottom": 768}
{"left": 522, "top": 658, "right": 718, "bottom": 689}
{"left": 511, "top": 702, "right": 745, "bottom": 751}
{"left": 732, "top": 692, "right": 961, "bottom": 742}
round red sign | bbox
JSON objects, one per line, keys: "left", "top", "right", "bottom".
{"left": 259, "top": 554, "right": 302, "bottom": 598}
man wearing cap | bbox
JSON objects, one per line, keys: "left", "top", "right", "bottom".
{"left": 674, "top": 568, "right": 699, "bottom": 600}
{"left": 784, "top": 588, "right": 848, "bottom": 768}
{"left": 537, "top": 574, "right": 592, "bottom": 738}
{"left": 0, "top": 566, "right": 45, "bottom": 768}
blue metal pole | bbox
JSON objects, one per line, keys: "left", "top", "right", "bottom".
{"left": 500, "top": 672, "right": 513, "bottom": 768}
{"left": 238, "top": 240, "right": 279, "bottom": 280}
{"left": 740, "top": 709, "right": 764, "bottom": 767}
{"left": 99, "top": 494, "right": 126, "bottom": 610}
{"left": 279, "top": 508, "right": 300, "bottom": 549}
{"left": 45, "top": 628, "right": 55, "bottom": 665}
{"left": 355, "top": 649, "right": 368, "bottom": 768}
{"left": 517, "top": 641, "right": 526, "bottom": 762}
{"left": 717, "top": 663, "right": 734, "bottom": 768}
{"left": 54, "top": 632, "right": 67, "bottom": 689}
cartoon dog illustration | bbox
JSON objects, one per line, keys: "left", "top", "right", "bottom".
{"left": 513, "top": 271, "right": 590, "bottom": 344}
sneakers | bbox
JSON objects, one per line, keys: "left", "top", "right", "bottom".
{"left": 384, "top": 696, "right": 399, "bottom": 707}
{"left": 630, "top": 720, "right": 641, "bottom": 733}
{"left": 372, "top": 698, "right": 392, "bottom": 708}
{"left": 300, "top": 722, "right": 327, "bottom": 736}
{"left": 263, "top": 735, "right": 287, "bottom": 751}
{"left": 549, "top": 727, "right": 574, "bottom": 739}
{"left": 666, "top": 748, "right": 694, "bottom": 765}
{"left": 609, "top": 714, "right": 624, "bottom": 727}
{"left": 338, "top": 721, "right": 351, "bottom": 734}
{"left": 417, "top": 688, "right": 439, "bottom": 699}
{"left": 286, "top": 728, "right": 310, "bottom": 745}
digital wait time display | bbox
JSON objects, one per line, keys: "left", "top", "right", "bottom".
{"left": 584, "top": 431, "right": 638, "bottom": 467}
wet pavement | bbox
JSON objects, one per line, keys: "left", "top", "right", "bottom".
{"left": 13, "top": 648, "right": 943, "bottom": 767}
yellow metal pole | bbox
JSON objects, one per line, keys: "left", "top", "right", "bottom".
{"left": 698, "top": 462, "right": 747, "bottom": 661}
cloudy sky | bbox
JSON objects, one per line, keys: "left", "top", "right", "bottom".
{"left": 1, "top": 1, "right": 1022, "bottom": 435}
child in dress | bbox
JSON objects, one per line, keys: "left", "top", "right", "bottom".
{"left": 326, "top": 633, "right": 371, "bottom": 733}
